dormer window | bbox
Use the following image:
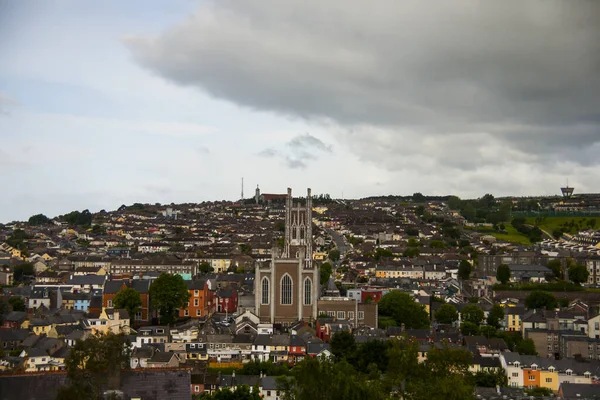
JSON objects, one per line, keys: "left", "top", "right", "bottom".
{"left": 584, "top": 372, "right": 591, "bottom": 378}
{"left": 548, "top": 367, "right": 555, "bottom": 372}
{"left": 531, "top": 364, "right": 537, "bottom": 371}
{"left": 566, "top": 370, "right": 572, "bottom": 376}
{"left": 514, "top": 362, "right": 520, "bottom": 367}
{"left": 156, "top": 329, "right": 164, "bottom": 334}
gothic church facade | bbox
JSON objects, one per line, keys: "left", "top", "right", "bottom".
{"left": 255, "top": 188, "right": 319, "bottom": 324}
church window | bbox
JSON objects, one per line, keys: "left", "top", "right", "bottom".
{"left": 300, "top": 227, "right": 305, "bottom": 240}
{"left": 281, "top": 274, "right": 292, "bottom": 305}
{"left": 292, "top": 226, "right": 297, "bottom": 240}
{"left": 304, "top": 278, "right": 312, "bottom": 305}
{"left": 261, "top": 277, "right": 269, "bottom": 305}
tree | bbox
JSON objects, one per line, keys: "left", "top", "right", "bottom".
{"left": 461, "top": 304, "right": 484, "bottom": 325}
{"left": 458, "top": 260, "right": 472, "bottom": 281}
{"left": 13, "top": 263, "right": 35, "bottom": 282}
{"left": 434, "top": 304, "right": 458, "bottom": 324}
{"left": 496, "top": 264, "right": 511, "bottom": 284}
{"left": 516, "top": 338, "right": 537, "bottom": 355}
{"left": 403, "top": 247, "right": 420, "bottom": 258}
{"left": 447, "top": 196, "right": 462, "bottom": 210}
{"left": 149, "top": 273, "right": 190, "bottom": 324}
{"left": 90, "top": 224, "right": 106, "bottom": 235}
{"left": 8, "top": 296, "right": 25, "bottom": 312}
{"left": 415, "top": 205, "right": 425, "bottom": 216}
{"left": 320, "top": 262, "right": 332, "bottom": 285}
{"left": 486, "top": 304, "right": 504, "bottom": 329}
{"left": 202, "top": 386, "right": 262, "bottom": 400}
{"left": 113, "top": 288, "right": 142, "bottom": 325}
{"left": 378, "top": 291, "right": 429, "bottom": 329}
{"left": 199, "top": 262, "right": 214, "bottom": 274}
{"left": 412, "top": 192, "right": 426, "bottom": 202}
{"left": 547, "top": 259, "right": 564, "bottom": 280}
{"left": 57, "top": 332, "right": 131, "bottom": 399}
{"left": 525, "top": 290, "right": 557, "bottom": 310}
{"left": 28, "top": 213, "right": 50, "bottom": 225}
{"left": 330, "top": 331, "right": 357, "bottom": 362}
{"left": 568, "top": 264, "right": 589, "bottom": 285}
{"left": 328, "top": 249, "right": 341, "bottom": 262}
{"left": 460, "top": 321, "right": 480, "bottom": 336}
{"left": 525, "top": 387, "right": 552, "bottom": 397}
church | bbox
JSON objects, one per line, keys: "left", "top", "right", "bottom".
{"left": 255, "top": 188, "right": 319, "bottom": 324}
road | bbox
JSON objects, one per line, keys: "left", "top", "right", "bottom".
{"left": 324, "top": 227, "right": 350, "bottom": 259}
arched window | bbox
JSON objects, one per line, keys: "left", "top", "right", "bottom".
{"left": 292, "top": 226, "right": 297, "bottom": 239}
{"left": 261, "top": 277, "right": 269, "bottom": 305}
{"left": 304, "top": 278, "right": 312, "bottom": 305}
{"left": 300, "top": 226, "right": 305, "bottom": 240}
{"left": 281, "top": 274, "right": 292, "bottom": 305}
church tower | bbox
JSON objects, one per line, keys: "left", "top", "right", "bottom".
{"left": 255, "top": 188, "right": 319, "bottom": 324}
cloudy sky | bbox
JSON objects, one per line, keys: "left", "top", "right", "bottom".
{"left": 1, "top": 0, "right": 599, "bottom": 223}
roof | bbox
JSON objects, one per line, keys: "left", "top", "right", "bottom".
{"left": 148, "top": 351, "right": 177, "bottom": 363}
{"left": 560, "top": 383, "right": 600, "bottom": 399}
{"left": 67, "top": 274, "right": 107, "bottom": 285}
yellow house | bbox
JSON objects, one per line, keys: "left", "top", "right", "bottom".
{"left": 84, "top": 308, "right": 131, "bottom": 335}
{"left": 41, "top": 253, "right": 55, "bottom": 261}
{"left": 312, "top": 252, "right": 327, "bottom": 261}
{"left": 30, "top": 320, "right": 53, "bottom": 336}
{"left": 540, "top": 369, "right": 559, "bottom": 392}
{"left": 505, "top": 309, "right": 523, "bottom": 332}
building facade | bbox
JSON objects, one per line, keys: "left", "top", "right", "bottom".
{"left": 255, "top": 188, "right": 319, "bottom": 324}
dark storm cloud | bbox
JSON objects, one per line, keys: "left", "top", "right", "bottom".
{"left": 125, "top": 0, "right": 600, "bottom": 186}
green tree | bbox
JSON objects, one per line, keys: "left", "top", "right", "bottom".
{"left": 328, "top": 249, "right": 341, "bottom": 262}
{"left": 378, "top": 291, "right": 429, "bottom": 329}
{"left": 113, "top": 287, "right": 142, "bottom": 325}
{"left": 13, "top": 263, "right": 35, "bottom": 282}
{"left": 28, "top": 213, "right": 50, "bottom": 225}
{"left": 486, "top": 304, "right": 504, "bottom": 329}
{"left": 434, "top": 304, "right": 458, "bottom": 324}
{"left": 447, "top": 196, "right": 462, "bottom": 210}
{"left": 403, "top": 247, "right": 420, "bottom": 258}
{"left": 429, "top": 240, "right": 446, "bottom": 249}
{"left": 516, "top": 338, "right": 537, "bottom": 355}
{"left": 149, "top": 273, "right": 190, "bottom": 324}
{"left": 8, "top": 296, "right": 25, "bottom": 312}
{"left": 460, "top": 321, "right": 480, "bottom": 336}
{"left": 354, "top": 340, "right": 390, "bottom": 374}
{"left": 415, "top": 205, "right": 425, "bottom": 216}
{"left": 329, "top": 331, "right": 357, "bottom": 362}
{"left": 547, "top": 259, "right": 564, "bottom": 280}
{"left": 461, "top": 304, "right": 484, "bottom": 325}
{"left": 525, "top": 387, "right": 553, "bottom": 397}
{"left": 57, "top": 332, "right": 131, "bottom": 399}
{"left": 525, "top": 290, "right": 557, "bottom": 310}
{"left": 320, "top": 262, "right": 332, "bottom": 285}
{"left": 496, "top": 264, "right": 511, "bottom": 284}
{"left": 199, "top": 262, "right": 214, "bottom": 274}
{"left": 458, "top": 260, "right": 472, "bottom": 280}
{"left": 568, "top": 264, "right": 589, "bottom": 285}
{"left": 90, "top": 224, "right": 106, "bottom": 235}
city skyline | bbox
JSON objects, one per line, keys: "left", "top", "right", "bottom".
{"left": 1, "top": 0, "right": 599, "bottom": 222}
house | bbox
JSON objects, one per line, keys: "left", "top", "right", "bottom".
{"left": 0, "top": 329, "right": 30, "bottom": 351}
{"left": 306, "top": 341, "right": 331, "bottom": 359}
{"left": 147, "top": 351, "right": 180, "bottom": 368}
{"left": 28, "top": 287, "right": 52, "bottom": 309}
{"left": 288, "top": 335, "right": 307, "bottom": 364}
{"left": 558, "top": 383, "right": 600, "bottom": 400}
{"left": 1, "top": 311, "right": 28, "bottom": 330}
{"left": 179, "top": 279, "right": 213, "bottom": 319}
{"left": 83, "top": 308, "right": 131, "bottom": 335}
{"left": 185, "top": 342, "right": 208, "bottom": 361}
{"left": 67, "top": 274, "right": 106, "bottom": 293}
{"left": 134, "top": 326, "right": 169, "bottom": 348}
{"left": 215, "top": 288, "right": 238, "bottom": 314}
{"left": 103, "top": 279, "right": 151, "bottom": 324}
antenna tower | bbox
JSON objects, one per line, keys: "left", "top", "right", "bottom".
{"left": 241, "top": 177, "right": 244, "bottom": 200}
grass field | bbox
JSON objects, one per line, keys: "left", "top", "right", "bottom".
{"left": 525, "top": 216, "right": 598, "bottom": 235}
{"left": 466, "top": 225, "right": 531, "bottom": 245}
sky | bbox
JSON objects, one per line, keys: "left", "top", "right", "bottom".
{"left": 1, "top": 0, "right": 599, "bottom": 223}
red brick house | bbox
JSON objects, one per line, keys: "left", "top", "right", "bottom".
{"left": 215, "top": 288, "right": 237, "bottom": 314}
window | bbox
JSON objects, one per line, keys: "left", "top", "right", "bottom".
{"left": 358, "top": 311, "right": 364, "bottom": 320}
{"left": 281, "top": 274, "right": 292, "bottom": 305}
{"left": 107, "top": 300, "right": 113, "bottom": 307}
{"left": 304, "top": 278, "right": 312, "bottom": 305}
{"left": 337, "top": 311, "right": 345, "bottom": 319}
{"left": 194, "top": 299, "right": 199, "bottom": 306}
{"left": 528, "top": 375, "right": 535, "bottom": 381}
{"left": 566, "top": 370, "right": 572, "bottom": 376}
{"left": 348, "top": 311, "right": 355, "bottom": 320}
{"left": 194, "top": 290, "right": 199, "bottom": 296}
{"left": 195, "top": 386, "right": 199, "bottom": 392}
{"left": 184, "top": 310, "right": 189, "bottom": 316}
{"left": 261, "top": 277, "right": 270, "bottom": 305}
{"left": 327, "top": 311, "right": 335, "bottom": 317}
{"left": 546, "top": 378, "right": 552, "bottom": 383}
{"left": 135, "top": 311, "right": 142, "bottom": 321}
{"left": 512, "top": 373, "right": 518, "bottom": 377}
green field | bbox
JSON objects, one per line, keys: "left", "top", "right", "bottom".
{"left": 466, "top": 225, "right": 531, "bottom": 245}
{"left": 525, "top": 216, "right": 598, "bottom": 235}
